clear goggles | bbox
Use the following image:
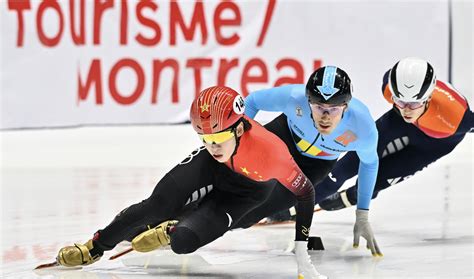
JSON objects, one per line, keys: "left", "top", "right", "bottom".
{"left": 310, "top": 103, "right": 346, "bottom": 116}
{"left": 392, "top": 97, "right": 425, "bottom": 110}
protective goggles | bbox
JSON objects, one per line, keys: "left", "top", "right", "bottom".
{"left": 392, "top": 97, "right": 425, "bottom": 110}
{"left": 198, "top": 129, "right": 235, "bottom": 144}
{"left": 310, "top": 103, "right": 346, "bottom": 116}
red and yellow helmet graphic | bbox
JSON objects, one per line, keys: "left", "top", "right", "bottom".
{"left": 190, "top": 86, "right": 245, "bottom": 134}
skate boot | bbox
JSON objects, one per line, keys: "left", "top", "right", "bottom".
{"left": 57, "top": 239, "right": 103, "bottom": 267}
{"left": 132, "top": 220, "right": 178, "bottom": 252}
{"left": 319, "top": 190, "right": 354, "bottom": 211}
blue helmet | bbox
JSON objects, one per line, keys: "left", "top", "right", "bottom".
{"left": 306, "top": 66, "right": 352, "bottom": 105}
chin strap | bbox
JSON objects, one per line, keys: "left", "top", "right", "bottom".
{"left": 230, "top": 126, "right": 241, "bottom": 171}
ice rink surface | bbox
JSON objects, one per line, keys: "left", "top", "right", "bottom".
{"left": 1, "top": 124, "right": 473, "bottom": 278}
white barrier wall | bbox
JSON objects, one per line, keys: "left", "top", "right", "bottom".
{"left": 451, "top": 0, "right": 473, "bottom": 102}
{"left": 0, "top": 0, "right": 453, "bottom": 129}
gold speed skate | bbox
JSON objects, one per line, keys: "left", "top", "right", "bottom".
{"left": 132, "top": 220, "right": 178, "bottom": 252}
{"left": 57, "top": 239, "right": 101, "bottom": 267}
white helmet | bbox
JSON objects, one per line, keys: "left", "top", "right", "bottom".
{"left": 388, "top": 57, "right": 436, "bottom": 102}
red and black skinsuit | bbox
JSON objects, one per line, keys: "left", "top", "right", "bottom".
{"left": 91, "top": 117, "right": 314, "bottom": 255}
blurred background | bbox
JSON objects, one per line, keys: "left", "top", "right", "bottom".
{"left": 1, "top": 0, "right": 472, "bottom": 129}
{"left": 1, "top": 1, "right": 472, "bottom": 278}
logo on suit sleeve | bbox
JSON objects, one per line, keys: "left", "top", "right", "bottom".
{"left": 179, "top": 146, "right": 206, "bottom": 165}
{"left": 334, "top": 130, "right": 357, "bottom": 147}
{"left": 295, "top": 106, "right": 303, "bottom": 117}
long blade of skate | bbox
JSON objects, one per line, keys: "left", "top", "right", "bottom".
{"left": 109, "top": 247, "right": 133, "bottom": 260}
{"left": 34, "top": 260, "right": 59, "bottom": 269}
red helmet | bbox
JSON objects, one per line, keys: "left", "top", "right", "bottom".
{"left": 190, "top": 86, "right": 245, "bottom": 134}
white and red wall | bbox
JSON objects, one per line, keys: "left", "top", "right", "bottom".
{"left": 1, "top": 0, "right": 470, "bottom": 129}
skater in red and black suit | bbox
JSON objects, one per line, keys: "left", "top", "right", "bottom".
{"left": 56, "top": 86, "right": 327, "bottom": 279}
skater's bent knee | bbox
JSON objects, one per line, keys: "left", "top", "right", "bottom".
{"left": 170, "top": 227, "right": 200, "bottom": 254}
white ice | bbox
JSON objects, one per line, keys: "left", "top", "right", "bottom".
{"left": 1, "top": 124, "right": 473, "bottom": 278}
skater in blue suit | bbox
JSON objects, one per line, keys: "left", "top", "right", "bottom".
{"left": 245, "top": 66, "right": 382, "bottom": 256}
{"left": 317, "top": 58, "right": 473, "bottom": 212}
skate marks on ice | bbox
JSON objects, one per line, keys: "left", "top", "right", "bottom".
{"left": 26, "top": 249, "right": 306, "bottom": 279}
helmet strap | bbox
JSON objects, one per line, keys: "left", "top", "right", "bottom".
{"left": 419, "top": 101, "right": 430, "bottom": 117}
{"left": 229, "top": 121, "right": 243, "bottom": 171}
